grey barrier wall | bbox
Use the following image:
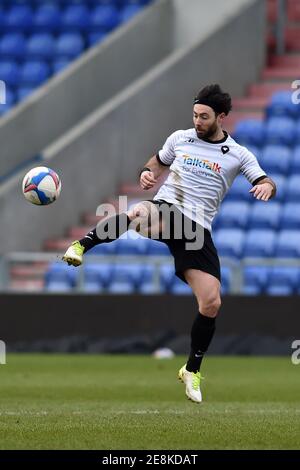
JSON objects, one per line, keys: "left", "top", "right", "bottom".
{"left": 0, "top": 295, "right": 299, "bottom": 342}
{"left": 0, "top": 0, "right": 265, "bottom": 253}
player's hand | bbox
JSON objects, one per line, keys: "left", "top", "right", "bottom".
{"left": 249, "top": 182, "right": 273, "bottom": 201}
{"left": 140, "top": 170, "right": 157, "bottom": 190}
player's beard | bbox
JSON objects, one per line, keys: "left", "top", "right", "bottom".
{"left": 196, "top": 119, "right": 218, "bottom": 140}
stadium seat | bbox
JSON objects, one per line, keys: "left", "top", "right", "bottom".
{"left": 45, "top": 262, "right": 78, "bottom": 288}
{"left": 85, "top": 242, "right": 116, "bottom": 255}
{"left": 83, "top": 263, "right": 113, "bottom": 287}
{"left": 26, "top": 34, "right": 55, "bottom": 60}
{"left": 88, "top": 32, "right": 107, "bottom": 46}
{"left": 225, "top": 175, "right": 253, "bottom": 202}
{"left": 89, "top": 5, "right": 120, "bottom": 32}
{"left": 114, "top": 233, "right": 148, "bottom": 255}
{"left": 268, "top": 266, "right": 299, "bottom": 291}
{"left": 234, "top": 119, "right": 265, "bottom": 147}
{"left": 266, "top": 284, "right": 294, "bottom": 296}
{"left": 55, "top": 33, "right": 84, "bottom": 59}
{"left": 52, "top": 59, "right": 71, "bottom": 74}
{"left": 111, "top": 263, "right": 143, "bottom": 288}
{"left": 286, "top": 175, "right": 300, "bottom": 201}
{"left": 249, "top": 201, "right": 281, "bottom": 229}
{"left": 5, "top": 6, "right": 34, "bottom": 32}
{"left": 243, "top": 266, "right": 270, "bottom": 295}
{"left": 290, "top": 146, "right": 300, "bottom": 173}
{"left": 33, "top": 4, "right": 61, "bottom": 33}
{"left": 20, "top": 61, "right": 50, "bottom": 86}
{"left": 244, "top": 229, "right": 276, "bottom": 257}
{"left": 159, "top": 264, "right": 175, "bottom": 290}
{"left": 107, "top": 280, "right": 136, "bottom": 294}
{"left": 266, "top": 91, "right": 299, "bottom": 119}
{"left": 61, "top": 5, "right": 91, "bottom": 31}
{"left": 259, "top": 145, "right": 291, "bottom": 175}
{"left": 220, "top": 266, "right": 232, "bottom": 293}
{"left": 170, "top": 279, "right": 193, "bottom": 295}
{"left": 214, "top": 229, "right": 245, "bottom": 258}
{"left": 265, "top": 117, "right": 296, "bottom": 146}
{"left": 146, "top": 239, "right": 170, "bottom": 255}
{"left": 0, "top": 61, "right": 20, "bottom": 87}
{"left": 119, "top": 4, "right": 143, "bottom": 23}
{"left": 281, "top": 202, "right": 300, "bottom": 228}
{"left": 215, "top": 201, "right": 250, "bottom": 229}
{"left": 275, "top": 230, "right": 300, "bottom": 257}
{"left": 46, "top": 281, "right": 73, "bottom": 292}
{"left": 0, "top": 34, "right": 26, "bottom": 59}
{"left": 16, "top": 86, "right": 35, "bottom": 101}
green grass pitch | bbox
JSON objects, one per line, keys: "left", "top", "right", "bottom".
{"left": 0, "top": 354, "right": 299, "bottom": 449}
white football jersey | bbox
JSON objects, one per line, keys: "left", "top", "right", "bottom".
{"left": 153, "top": 128, "right": 266, "bottom": 232}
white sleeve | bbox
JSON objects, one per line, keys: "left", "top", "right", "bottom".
{"left": 157, "top": 131, "right": 181, "bottom": 166}
{"left": 239, "top": 146, "right": 266, "bottom": 184}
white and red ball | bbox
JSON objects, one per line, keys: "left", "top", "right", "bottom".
{"left": 22, "top": 166, "right": 61, "bottom": 205}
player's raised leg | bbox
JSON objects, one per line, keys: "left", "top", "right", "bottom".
{"left": 62, "top": 201, "right": 160, "bottom": 266}
{"left": 178, "top": 269, "right": 221, "bottom": 403}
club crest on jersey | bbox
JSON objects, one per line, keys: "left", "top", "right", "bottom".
{"left": 182, "top": 155, "right": 221, "bottom": 173}
{"left": 221, "top": 146, "right": 229, "bottom": 154}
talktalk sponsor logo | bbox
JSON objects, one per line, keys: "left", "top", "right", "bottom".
{"left": 183, "top": 154, "right": 221, "bottom": 173}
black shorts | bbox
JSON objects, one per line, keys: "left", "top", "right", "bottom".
{"left": 150, "top": 199, "right": 221, "bottom": 284}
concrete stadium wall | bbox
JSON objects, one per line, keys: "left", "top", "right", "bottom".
{"left": 0, "top": 0, "right": 265, "bottom": 253}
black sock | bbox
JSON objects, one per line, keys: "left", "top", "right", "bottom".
{"left": 79, "top": 213, "right": 130, "bottom": 252}
{"left": 186, "top": 313, "right": 216, "bottom": 373}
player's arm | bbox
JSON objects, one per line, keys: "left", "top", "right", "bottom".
{"left": 249, "top": 175, "right": 277, "bottom": 201}
{"left": 139, "top": 154, "right": 168, "bottom": 190}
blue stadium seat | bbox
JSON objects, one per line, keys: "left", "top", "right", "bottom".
{"left": 88, "top": 32, "right": 107, "bottom": 46}
{"left": 16, "top": 86, "right": 35, "bottom": 101}
{"left": 225, "top": 175, "right": 253, "bottom": 201}
{"left": 146, "top": 239, "right": 170, "bottom": 255}
{"left": 45, "top": 262, "right": 78, "bottom": 287}
{"left": 52, "top": 59, "right": 71, "bottom": 74}
{"left": 243, "top": 266, "right": 270, "bottom": 295}
{"left": 244, "top": 229, "right": 276, "bottom": 257}
{"left": 111, "top": 263, "right": 143, "bottom": 287}
{"left": 267, "top": 174, "right": 286, "bottom": 201}
{"left": 215, "top": 201, "right": 250, "bottom": 229}
{"left": 20, "top": 61, "right": 50, "bottom": 86}
{"left": 275, "top": 230, "right": 300, "bottom": 257}
{"left": 221, "top": 266, "right": 232, "bottom": 293}
{"left": 89, "top": 5, "right": 120, "bottom": 32}
{"left": 86, "top": 242, "right": 116, "bottom": 255}
{"left": 265, "top": 117, "right": 296, "bottom": 146}
{"left": 268, "top": 266, "right": 299, "bottom": 291}
{"left": 234, "top": 119, "right": 265, "bottom": 147}
{"left": 83, "top": 281, "right": 105, "bottom": 293}
{"left": 61, "top": 5, "right": 91, "bottom": 31}
{"left": 33, "top": 4, "right": 61, "bottom": 33}
{"left": 55, "top": 33, "right": 84, "bottom": 58}
{"left": 170, "top": 279, "right": 193, "bottom": 295}
{"left": 249, "top": 201, "right": 281, "bottom": 229}
{"left": 0, "top": 34, "right": 26, "bottom": 59}
{"left": 259, "top": 145, "right": 291, "bottom": 175}
{"left": 26, "top": 34, "right": 55, "bottom": 60}
{"left": 266, "top": 284, "right": 294, "bottom": 296}
{"left": 290, "top": 146, "right": 300, "bottom": 173}
{"left": 83, "top": 263, "right": 113, "bottom": 287}
{"left": 0, "top": 61, "right": 20, "bottom": 87}
{"left": 286, "top": 175, "right": 300, "bottom": 201}
{"left": 46, "top": 281, "right": 73, "bottom": 292}
{"left": 281, "top": 203, "right": 300, "bottom": 228}
{"left": 159, "top": 264, "right": 175, "bottom": 290}
{"left": 119, "top": 4, "right": 143, "bottom": 22}
{"left": 266, "top": 91, "right": 299, "bottom": 119}
{"left": 114, "top": 233, "right": 148, "bottom": 255}
{"left": 214, "top": 229, "right": 245, "bottom": 258}
{"left": 5, "top": 6, "right": 33, "bottom": 32}
{"left": 107, "top": 280, "right": 136, "bottom": 294}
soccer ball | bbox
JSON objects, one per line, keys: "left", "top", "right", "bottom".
{"left": 22, "top": 166, "right": 61, "bottom": 206}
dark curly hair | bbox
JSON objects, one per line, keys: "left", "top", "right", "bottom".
{"left": 194, "top": 84, "right": 232, "bottom": 116}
